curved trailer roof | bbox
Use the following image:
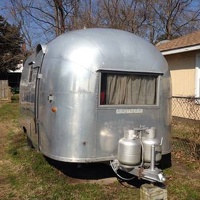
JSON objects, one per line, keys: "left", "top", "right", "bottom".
{"left": 43, "top": 28, "right": 168, "bottom": 74}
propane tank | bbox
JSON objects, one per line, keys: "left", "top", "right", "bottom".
{"left": 118, "top": 130, "right": 141, "bottom": 168}
{"left": 142, "top": 127, "right": 162, "bottom": 163}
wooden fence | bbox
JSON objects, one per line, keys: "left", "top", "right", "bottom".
{"left": 0, "top": 80, "right": 11, "bottom": 102}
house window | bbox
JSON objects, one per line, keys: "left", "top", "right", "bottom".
{"left": 100, "top": 72, "right": 158, "bottom": 105}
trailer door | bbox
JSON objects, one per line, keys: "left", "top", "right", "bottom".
{"left": 34, "top": 47, "right": 45, "bottom": 148}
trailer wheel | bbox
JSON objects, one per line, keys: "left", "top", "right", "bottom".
{"left": 22, "top": 126, "right": 27, "bottom": 134}
{"left": 27, "top": 137, "right": 34, "bottom": 149}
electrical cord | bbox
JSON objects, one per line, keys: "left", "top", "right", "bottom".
{"left": 110, "top": 161, "right": 135, "bottom": 181}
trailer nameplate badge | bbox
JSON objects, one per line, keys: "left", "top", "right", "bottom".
{"left": 116, "top": 109, "right": 143, "bottom": 114}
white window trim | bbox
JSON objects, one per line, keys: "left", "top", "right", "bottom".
{"left": 195, "top": 53, "right": 200, "bottom": 102}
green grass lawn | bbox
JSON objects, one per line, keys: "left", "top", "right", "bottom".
{"left": 0, "top": 102, "right": 199, "bottom": 200}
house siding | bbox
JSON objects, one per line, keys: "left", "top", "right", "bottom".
{"left": 165, "top": 51, "right": 196, "bottom": 97}
{"left": 164, "top": 51, "right": 200, "bottom": 120}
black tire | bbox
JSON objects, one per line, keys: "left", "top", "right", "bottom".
{"left": 27, "top": 136, "right": 34, "bottom": 149}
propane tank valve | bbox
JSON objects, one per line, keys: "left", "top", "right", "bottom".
{"left": 146, "top": 127, "right": 156, "bottom": 138}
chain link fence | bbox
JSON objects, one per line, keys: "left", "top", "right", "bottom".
{"left": 172, "top": 96, "right": 200, "bottom": 160}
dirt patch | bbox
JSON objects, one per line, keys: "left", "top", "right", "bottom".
{"left": 0, "top": 123, "right": 11, "bottom": 158}
{"left": 171, "top": 154, "right": 200, "bottom": 179}
{"left": 66, "top": 177, "right": 117, "bottom": 185}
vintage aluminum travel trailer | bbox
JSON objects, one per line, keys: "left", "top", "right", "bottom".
{"left": 19, "top": 28, "right": 171, "bottom": 183}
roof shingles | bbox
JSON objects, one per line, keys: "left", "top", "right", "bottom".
{"left": 156, "top": 31, "right": 200, "bottom": 52}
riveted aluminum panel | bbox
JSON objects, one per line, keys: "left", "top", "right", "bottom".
{"left": 20, "top": 28, "right": 171, "bottom": 162}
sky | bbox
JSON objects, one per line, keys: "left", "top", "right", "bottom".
{"left": 0, "top": 0, "right": 12, "bottom": 22}
{"left": 1, "top": 0, "right": 200, "bottom": 49}
{"left": 0, "top": 0, "right": 53, "bottom": 50}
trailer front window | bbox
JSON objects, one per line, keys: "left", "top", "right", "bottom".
{"left": 100, "top": 73, "right": 157, "bottom": 105}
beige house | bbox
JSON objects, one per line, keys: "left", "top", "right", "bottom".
{"left": 157, "top": 31, "right": 200, "bottom": 120}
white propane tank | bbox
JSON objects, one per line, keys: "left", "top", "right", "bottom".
{"left": 118, "top": 130, "right": 141, "bottom": 168}
{"left": 142, "top": 127, "right": 162, "bottom": 163}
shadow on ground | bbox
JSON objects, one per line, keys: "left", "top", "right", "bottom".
{"left": 45, "top": 156, "right": 150, "bottom": 188}
{"left": 45, "top": 157, "right": 115, "bottom": 179}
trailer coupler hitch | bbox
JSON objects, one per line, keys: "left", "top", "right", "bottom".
{"left": 110, "top": 159, "right": 166, "bottom": 183}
